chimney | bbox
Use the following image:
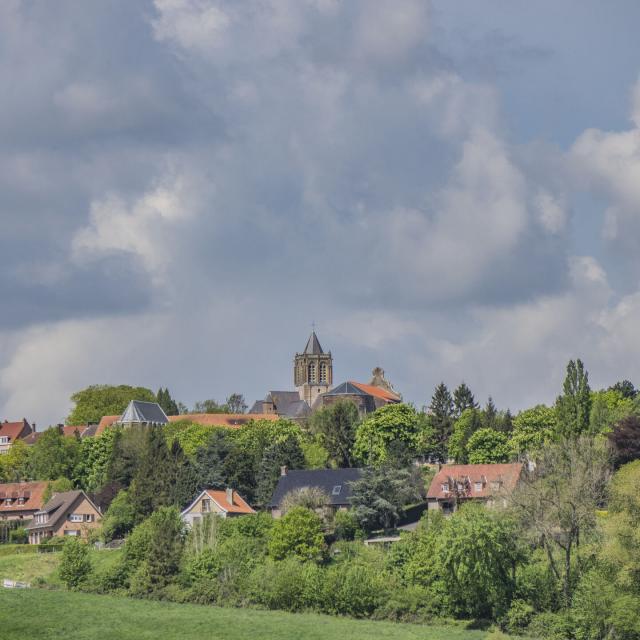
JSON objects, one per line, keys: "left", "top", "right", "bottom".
{"left": 280, "top": 465, "right": 288, "bottom": 476}
{"left": 226, "top": 487, "right": 233, "bottom": 505}
{"left": 32, "top": 422, "right": 36, "bottom": 432}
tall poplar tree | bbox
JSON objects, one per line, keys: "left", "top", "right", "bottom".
{"left": 555, "top": 359, "right": 592, "bottom": 438}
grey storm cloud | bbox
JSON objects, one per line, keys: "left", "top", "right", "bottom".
{"left": 2, "top": 0, "right": 640, "bottom": 426}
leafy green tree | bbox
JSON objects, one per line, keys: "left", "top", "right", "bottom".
{"left": 29, "top": 426, "right": 81, "bottom": 481}
{"left": 67, "top": 384, "right": 156, "bottom": 425}
{"left": 101, "top": 489, "right": 136, "bottom": 541}
{"left": 192, "top": 399, "right": 228, "bottom": 414}
{"left": 608, "top": 415, "right": 640, "bottom": 469}
{"left": 555, "top": 359, "right": 592, "bottom": 437}
{"left": 353, "top": 404, "right": 423, "bottom": 467}
{"left": 453, "top": 382, "right": 478, "bottom": 418}
{"left": 256, "top": 435, "right": 305, "bottom": 505}
{"left": 448, "top": 409, "right": 482, "bottom": 463}
{"left": 59, "top": 537, "right": 92, "bottom": 590}
{"left": 349, "top": 466, "right": 423, "bottom": 532}
{"left": 589, "top": 388, "right": 634, "bottom": 436}
{"left": 164, "top": 420, "right": 214, "bottom": 457}
{"left": 222, "top": 446, "right": 259, "bottom": 503}
{"left": 225, "top": 393, "right": 248, "bottom": 414}
{"left": 76, "top": 427, "right": 118, "bottom": 493}
{"left": 609, "top": 379, "right": 637, "bottom": 399}
{"left": 0, "top": 439, "right": 31, "bottom": 482}
{"left": 42, "top": 477, "right": 74, "bottom": 503}
{"left": 310, "top": 399, "right": 359, "bottom": 468}
{"left": 428, "top": 383, "right": 455, "bottom": 459}
{"left": 509, "top": 405, "right": 556, "bottom": 459}
{"left": 156, "top": 387, "right": 179, "bottom": 416}
{"left": 267, "top": 507, "right": 325, "bottom": 561}
{"left": 466, "top": 428, "right": 510, "bottom": 464}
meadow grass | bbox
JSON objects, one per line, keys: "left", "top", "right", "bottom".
{"left": 0, "top": 588, "right": 508, "bottom": 640}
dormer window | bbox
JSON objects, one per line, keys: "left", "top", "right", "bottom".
{"left": 4, "top": 498, "right": 12, "bottom": 506}
{"left": 0, "top": 436, "right": 9, "bottom": 445}
{"left": 474, "top": 482, "right": 483, "bottom": 492}
{"left": 456, "top": 482, "right": 464, "bottom": 492}
{"left": 17, "top": 497, "right": 24, "bottom": 505}
{"left": 332, "top": 485, "right": 342, "bottom": 496}
{"left": 202, "top": 498, "right": 212, "bottom": 513}
{"left": 441, "top": 483, "right": 449, "bottom": 492}
{"left": 491, "top": 481, "right": 501, "bottom": 491}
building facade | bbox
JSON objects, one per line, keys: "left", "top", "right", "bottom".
{"left": 294, "top": 331, "right": 333, "bottom": 407}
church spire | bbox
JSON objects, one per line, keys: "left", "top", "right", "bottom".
{"left": 303, "top": 331, "right": 324, "bottom": 355}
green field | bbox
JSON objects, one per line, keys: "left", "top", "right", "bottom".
{"left": 0, "top": 589, "right": 509, "bottom": 640}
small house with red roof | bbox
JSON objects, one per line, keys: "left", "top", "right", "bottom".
{"left": 0, "top": 419, "right": 34, "bottom": 454}
{"left": 0, "top": 481, "right": 48, "bottom": 521}
{"left": 427, "top": 463, "right": 524, "bottom": 514}
{"left": 181, "top": 488, "right": 255, "bottom": 526}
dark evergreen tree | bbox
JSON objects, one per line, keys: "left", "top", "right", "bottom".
{"left": 497, "top": 408, "right": 514, "bottom": 433}
{"left": 167, "top": 440, "right": 198, "bottom": 509}
{"left": 453, "top": 382, "right": 478, "bottom": 417}
{"left": 608, "top": 415, "right": 640, "bottom": 468}
{"left": 310, "top": 399, "right": 359, "bottom": 468}
{"left": 193, "top": 430, "right": 232, "bottom": 490}
{"left": 255, "top": 436, "right": 305, "bottom": 506}
{"left": 482, "top": 397, "right": 498, "bottom": 430}
{"left": 106, "top": 426, "right": 147, "bottom": 489}
{"left": 555, "top": 359, "right": 592, "bottom": 437}
{"left": 223, "top": 447, "right": 258, "bottom": 503}
{"left": 428, "top": 382, "right": 454, "bottom": 460}
{"left": 609, "top": 379, "right": 637, "bottom": 399}
{"left": 156, "top": 387, "right": 180, "bottom": 416}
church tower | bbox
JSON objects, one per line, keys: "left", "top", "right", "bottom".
{"left": 294, "top": 331, "right": 333, "bottom": 407}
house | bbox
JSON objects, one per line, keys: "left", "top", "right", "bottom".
{"left": 181, "top": 488, "right": 255, "bottom": 526}
{"left": 0, "top": 419, "right": 34, "bottom": 454}
{"left": 427, "top": 463, "right": 524, "bottom": 514}
{"left": 25, "top": 490, "right": 101, "bottom": 544}
{"left": 268, "top": 467, "right": 363, "bottom": 518}
{"left": 315, "top": 378, "right": 401, "bottom": 415}
{"left": 117, "top": 400, "right": 169, "bottom": 428}
{"left": 249, "top": 392, "right": 312, "bottom": 420}
{"left": 0, "top": 481, "right": 48, "bottom": 521}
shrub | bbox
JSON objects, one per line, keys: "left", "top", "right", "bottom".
{"left": 268, "top": 507, "right": 325, "bottom": 562}
{"left": 501, "top": 599, "right": 535, "bottom": 635}
{"left": 101, "top": 489, "right": 136, "bottom": 541}
{"left": 333, "top": 510, "right": 360, "bottom": 541}
{"left": 372, "top": 584, "right": 436, "bottom": 623}
{"left": 321, "top": 562, "right": 388, "bottom": 617}
{"left": 59, "top": 538, "right": 92, "bottom": 589}
{"left": 248, "top": 558, "right": 309, "bottom": 611}
{"left": 526, "top": 611, "right": 574, "bottom": 640}
{"left": 9, "top": 527, "right": 28, "bottom": 544}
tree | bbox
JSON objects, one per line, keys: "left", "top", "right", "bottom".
{"left": 267, "top": 507, "right": 325, "bottom": 561}
{"left": 467, "top": 428, "right": 510, "bottom": 464}
{"left": 608, "top": 415, "right": 640, "bottom": 468}
{"left": 509, "top": 436, "right": 610, "bottom": 604}
{"left": 349, "top": 466, "right": 423, "bottom": 532}
{"left": 555, "top": 359, "right": 592, "bottom": 437}
{"left": 76, "top": 427, "right": 118, "bottom": 493}
{"left": 192, "top": 399, "right": 228, "bottom": 414}
{"left": 609, "top": 379, "right": 637, "bottom": 399}
{"left": 0, "top": 439, "right": 31, "bottom": 482}
{"left": 428, "top": 383, "right": 454, "bottom": 459}
{"left": 42, "top": 477, "right": 75, "bottom": 503}
{"left": 193, "top": 430, "right": 233, "bottom": 490}
{"left": 105, "top": 426, "right": 147, "bottom": 489}
{"left": 280, "top": 487, "right": 330, "bottom": 518}
{"left": 156, "top": 388, "right": 179, "bottom": 416}
{"left": 509, "top": 405, "right": 556, "bottom": 459}
{"left": 482, "top": 397, "right": 498, "bottom": 430}
{"left": 101, "top": 489, "right": 136, "bottom": 541}
{"left": 353, "top": 404, "right": 424, "bottom": 467}
{"left": 310, "top": 399, "right": 359, "bottom": 468}
{"left": 256, "top": 435, "right": 305, "bottom": 505}
{"left": 67, "top": 384, "right": 156, "bottom": 425}
{"left": 589, "top": 389, "right": 634, "bottom": 436}
{"left": 59, "top": 537, "right": 92, "bottom": 590}
{"left": 167, "top": 439, "right": 198, "bottom": 509}
{"left": 453, "top": 382, "right": 478, "bottom": 418}
{"left": 29, "top": 426, "right": 81, "bottom": 481}
{"left": 448, "top": 409, "right": 482, "bottom": 463}
{"left": 225, "top": 393, "right": 248, "bottom": 414}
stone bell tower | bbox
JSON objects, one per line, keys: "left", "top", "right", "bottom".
{"left": 294, "top": 331, "right": 333, "bottom": 407}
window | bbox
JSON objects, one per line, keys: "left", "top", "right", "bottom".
{"left": 474, "top": 482, "right": 483, "bottom": 492}
{"left": 17, "top": 497, "right": 24, "bottom": 505}
{"left": 202, "top": 498, "right": 212, "bottom": 513}
{"left": 332, "top": 485, "right": 342, "bottom": 496}
{"left": 64, "top": 530, "right": 79, "bottom": 536}
{"left": 491, "top": 481, "right": 501, "bottom": 491}
{"left": 308, "top": 363, "right": 316, "bottom": 382}
{"left": 85, "top": 514, "right": 93, "bottom": 523}
{"left": 319, "top": 363, "right": 327, "bottom": 383}
{"left": 456, "top": 482, "right": 464, "bottom": 492}
{"left": 4, "top": 498, "right": 11, "bottom": 506}
{"left": 441, "top": 483, "right": 449, "bottom": 492}
{"left": 69, "top": 514, "right": 83, "bottom": 523}
{"left": 0, "top": 437, "right": 8, "bottom": 444}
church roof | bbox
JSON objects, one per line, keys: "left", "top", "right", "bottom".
{"left": 117, "top": 400, "right": 168, "bottom": 425}
{"left": 324, "top": 382, "right": 370, "bottom": 397}
{"left": 303, "top": 331, "right": 324, "bottom": 355}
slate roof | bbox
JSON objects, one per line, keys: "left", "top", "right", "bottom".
{"left": 268, "top": 391, "right": 311, "bottom": 418}
{"left": 268, "top": 468, "right": 363, "bottom": 508}
{"left": 0, "top": 481, "right": 48, "bottom": 514}
{"left": 427, "top": 463, "right": 524, "bottom": 500}
{"left": 117, "top": 400, "right": 168, "bottom": 425}
{"left": 26, "top": 490, "right": 98, "bottom": 532}
{"left": 303, "top": 331, "right": 324, "bottom": 355}
{"left": 321, "top": 382, "right": 377, "bottom": 412}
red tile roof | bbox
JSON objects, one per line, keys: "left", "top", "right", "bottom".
{"left": 95, "top": 415, "right": 119, "bottom": 435}
{"left": 427, "top": 463, "right": 523, "bottom": 500}
{"left": 61, "top": 425, "right": 85, "bottom": 437}
{"left": 205, "top": 489, "right": 255, "bottom": 514}
{"left": 349, "top": 381, "right": 401, "bottom": 402}
{"left": 0, "top": 419, "right": 32, "bottom": 442}
{"left": 168, "top": 413, "right": 280, "bottom": 428}
{"left": 0, "top": 481, "right": 48, "bottom": 513}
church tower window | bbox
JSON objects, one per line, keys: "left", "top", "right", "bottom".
{"left": 319, "top": 362, "right": 327, "bottom": 383}
{"left": 308, "top": 363, "right": 316, "bottom": 382}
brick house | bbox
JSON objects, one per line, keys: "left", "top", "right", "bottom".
{"left": 25, "top": 490, "right": 101, "bottom": 544}
{"left": 427, "top": 463, "right": 524, "bottom": 514}
{"left": 0, "top": 481, "right": 48, "bottom": 521}
{"left": 0, "top": 419, "right": 34, "bottom": 454}
{"left": 181, "top": 488, "right": 255, "bottom": 526}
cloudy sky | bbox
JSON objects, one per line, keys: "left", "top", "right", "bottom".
{"left": 2, "top": 0, "right": 640, "bottom": 426}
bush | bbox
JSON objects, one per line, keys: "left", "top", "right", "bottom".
{"left": 59, "top": 538, "right": 92, "bottom": 589}
{"left": 372, "top": 583, "right": 436, "bottom": 623}
{"left": 8, "top": 528, "right": 28, "bottom": 544}
{"left": 321, "top": 562, "right": 388, "bottom": 617}
{"left": 501, "top": 599, "right": 535, "bottom": 635}
{"left": 101, "top": 489, "right": 136, "bottom": 541}
{"left": 268, "top": 507, "right": 325, "bottom": 562}
{"left": 526, "top": 611, "right": 574, "bottom": 640}
{"left": 248, "top": 558, "right": 310, "bottom": 611}
{"left": 333, "top": 510, "right": 360, "bottom": 541}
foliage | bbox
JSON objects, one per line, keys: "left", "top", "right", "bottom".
{"left": 59, "top": 538, "right": 92, "bottom": 590}
{"left": 608, "top": 415, "right": 640, "bottom": 468}
{"left": 280, "top": 487, "right": 330, "bottom": 517}
{"left": 428, "top": 383, "right": 455, "bottom": 460}
{"left": 8, "top": 528, "right": 28, "bottom": 544}
{"left": 43, "top": 477, "right": 75, "bottom": 503}
{"left": 0, "top": 439, "right": 31, "bottom": 482}
{"left": 225, "top": 393, "right": 248, "bottom": 414}
{"left": 76, "top": 427, "right": 117, "bottom": 493}
{"left": 481, "top": 397, "right": 498, "bottom": 430}
{"left": 310, "top": 399, "right": 359, "bottom": 468}
{"left": 589, "top": 388, "right": 634, "bottom": 436}
{"left": 67, "top": 384, "right": 156, "bottom": 425}
{"left": 353, "top": 404, "right": 424, "bottom": 467}
{"left": 448, "top": 409, "right": 482, "bottom": 464}
{"left": 509, "top": 405, "right": 556, "bottom": 458}
{"left": 334, "top": 510, "right": 361, "bottom": 541}
{"left": 255, "top": 435, "right": 305, "bottom": 505}
{"left": 156, "top": 387, "right": 179, "bottom": 416}
{"left": 192, "top": 429, "right": 232, "bottom": 490}
{"left": 300, "top": 435, "right": 329, "bottom": 469}
{"left": 466, "top": 428, "right": 510, "bottom": 464}
{"left": 101, "top": 489, "right": 136, "bottom": 541}
{"left": 609, "top": 379, "right": 637, "bottom": 399}
{"left": 349, "top": 466, "right": 422, "bottom": 532}
{"left": 555, "top": 359, "right": 592, "bottom": 437}
{"left": 267, "top": 507, "right": 325, "bottom": 562}
{"left": 453, "top": 382, "right": 478, "bottom": 418}
{"left": 165, "top": 421, "right": 215, "bottom": 457}
{"left": 29, "top": 426, "right": 81, "bottom": 481}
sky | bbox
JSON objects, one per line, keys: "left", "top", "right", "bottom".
{"left": 3, "top": 0, "right": 640, "bottom": 427}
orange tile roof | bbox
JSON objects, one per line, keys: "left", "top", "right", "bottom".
{"left": 61, "top": 425, "right": 85, "bottom": 437}
{"left": 95, "top": 415, "right": 119, "bottom": 435}
{"left": 427, "top": 463, "right": 524, "bottom": 500}
{"left": 0, "top": 419, "right": 32, "bottom": 442}
{"left": 0, "top": 481, "right": 48, "bottom": 513}
{"left": 349, "top": 381, "right": 401, "bottom": 402}
{"left": 205, "top": 489, "right": 255, "bottom": 514}
{"left": 168, "top": 413, "right": 280, "bottom": 428}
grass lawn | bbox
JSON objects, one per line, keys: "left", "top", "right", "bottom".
{"left": 0, "top": 588, "right": 509, "bottom": 640}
